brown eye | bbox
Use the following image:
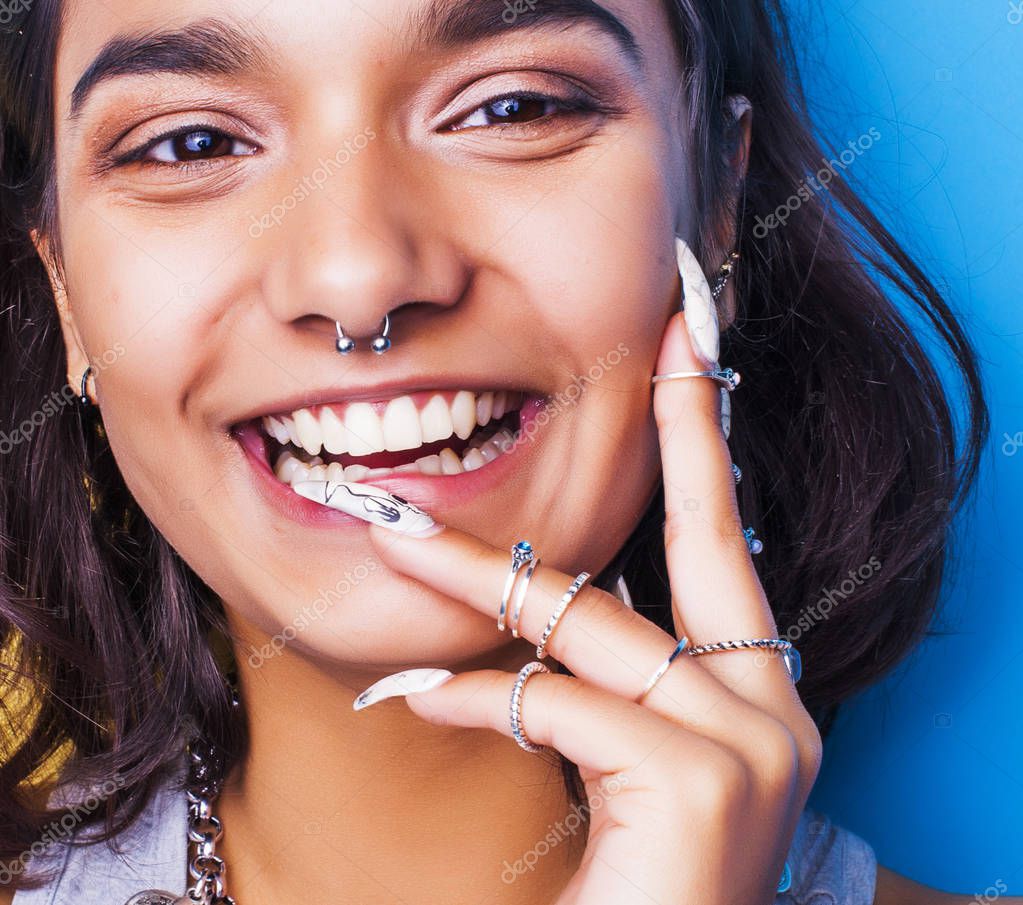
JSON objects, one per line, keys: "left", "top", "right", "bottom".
{"left": 169, "top": 129, "right": 234, "bottom": 161}
{"left": 129, "top": 126, "right": 257, "bottom": 165}
{"left": 452, "top": 92, "right": 589, "bottom": 130}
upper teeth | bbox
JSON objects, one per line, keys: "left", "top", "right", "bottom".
{"left": 261, "top": 390, "right": 515, "bottom": 458}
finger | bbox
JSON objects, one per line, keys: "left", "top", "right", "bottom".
{"left": 366, "top": 521, "right": 767, "bottom": 733}
{"left": 366, "top": 665, "right": 729, "bottom": 792}
{"left": 652, "top": 310, "right": 785, "bottom": 691}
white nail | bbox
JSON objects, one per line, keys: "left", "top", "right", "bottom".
{"left": 290, "top": 479, "right": 441, "bottom": 537}
{"left": 353, "top": 668, "right": 455, "bottom": 710}
{"left": 675, "top": 237, "right": 720, "bottom": 366}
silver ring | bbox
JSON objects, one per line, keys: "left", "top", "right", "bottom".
{"left": 536, "top": 572, "right": 591, "bottom": 659}
{"left": 651, "top": 367, "right": 741, "bottom": 391}
{"left": 686, "top": 638, "right": 801, "bottom": 683}
{"left": 636, "top": 635, "right": 690, "bottom": 703}
{"left": 498, "top": 541, "right": 536, "bottom": 632}
{"left": 509, "top": 555, "right": 541, "bottom": 638}
{"left": 509, "top": 660, "right": 550, "bottom": 752}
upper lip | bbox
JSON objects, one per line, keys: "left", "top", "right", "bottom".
{"left": 226, "top": 376, "right": 542, "bottom": 428}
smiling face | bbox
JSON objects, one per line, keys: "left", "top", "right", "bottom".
{"left": 41, "top": 0, "right": 698, "bottom": 674}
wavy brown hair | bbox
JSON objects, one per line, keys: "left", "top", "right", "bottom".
{"left": 0, "top": 0, "right": 987, "bottom": 889}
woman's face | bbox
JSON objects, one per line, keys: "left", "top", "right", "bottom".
{"left": 46, "top": 0, "right": 693, "bottom": 674}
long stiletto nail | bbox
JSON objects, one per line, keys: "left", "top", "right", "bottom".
{"left": 353, "top": 668, "right": 455, "bottom": 710}
{"left": 675, "top": 237, "right": 720, "bottom": 366}
{"left": 291, "top": 479, "right": 442, "bottom": 537}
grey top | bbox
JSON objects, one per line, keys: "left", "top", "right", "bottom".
{"left": 13, "top": 755, "right": 877, "bottom": 904}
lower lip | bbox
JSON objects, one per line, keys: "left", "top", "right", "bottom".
{"left": 232, "top": 396, "right": 549, "bottom": 529}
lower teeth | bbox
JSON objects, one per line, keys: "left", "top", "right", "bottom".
{"left": 272, "top": 426, "right": 519, "bottom": 486}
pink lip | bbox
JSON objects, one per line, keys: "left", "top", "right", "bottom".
{"left": 231, "top": 395, "right": 549, "bottom": 529}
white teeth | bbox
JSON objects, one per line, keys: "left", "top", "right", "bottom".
{"left": 476, "top": 391, "right": 493, "bottom": 426}
{"left": 414, "top": 454, "right": 443, "bottom": 475}
{"left": 281, "top": 415, "right": 303, "bottom": 448}
{"left": 492, "top": 391, "right": 507, "bottom": 420}
{"left": 344, "top": 463, "right": 370, "bottom": 482}
{"left": 450, "top": 390, "right": 476, "bottom": 440}
{"left": 268, "top": 390, "right": 522, "bottom": 462}
{"left": 461, "top": 448, "right": 486, "bottom": 471}
{"left": 292, "top": 409, "right": 323, "bottom": 457}
{"left": 478, "top": 442, "right": 501, "bottom": 463}
{"left": 381, "top": 396, "right": 423, "bottom": 451}
{"left": 272, "top": 423, "right": 522, "bottom": 489}
{"left": 419, "top": 394, "right": 454, "bottom": 443}
{"left": 273, "top": 450, "right": 303, "bottom": 482}
{"left": 320, "top": 407, "right": 349, "bottom": 455}
{"left": 344, "top": 402, "right": 385, "bottom": 456}
{"left": 263, "top": 415, "right": 290, "bottom": 444}
{"left": 438, "top": 447, "right": 463, "bottom": 475}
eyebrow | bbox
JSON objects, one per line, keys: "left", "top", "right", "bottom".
{"left": 69, "top": 0, "right": 641, "bottom": 122}
{"left": 69, "top": 18, "right": 275, "bottom": 121}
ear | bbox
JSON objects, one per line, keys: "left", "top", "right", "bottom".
{"left": 29, "top": 228, "right": 94, "bottom": 401}
{"left": 709, "top": 94, "right": 752, "bottom": 330}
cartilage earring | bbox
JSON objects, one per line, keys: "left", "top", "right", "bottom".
{"left": 78, "top": 366, "right": 94, "bottom": 407}
{"left": 710, "top": 251, "right": 740, "bottom": 300}
{"left": 335, "top": 313, "right": 392, "bottom": 354}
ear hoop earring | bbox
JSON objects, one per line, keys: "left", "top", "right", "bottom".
{"left": 335, "top": 314, "right": 392, "bottom": 354}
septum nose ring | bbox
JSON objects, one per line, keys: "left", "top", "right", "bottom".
{"left": 335, "top": 314, "right": 392, "bottom": 354}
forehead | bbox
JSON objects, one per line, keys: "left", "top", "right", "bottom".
{"left": 55, "top": 0, "right": 680, "bottom": 121}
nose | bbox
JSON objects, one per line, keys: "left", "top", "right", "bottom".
{"left": 258, "top": 143, "right": 467, "bottom": 345}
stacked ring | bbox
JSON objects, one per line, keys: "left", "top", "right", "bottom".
{"left": 509, "top": 660, "right": 550, "bottom": 753}
{"left": 509, "top": 555, "right": 542, "bottom": 638}
{"left": 535, "top": 571, "right": 591, "bottom": 659}
{"left": 498, "top": 541, "right": 536, "bottom": 632}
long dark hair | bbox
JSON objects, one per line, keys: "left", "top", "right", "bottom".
{"left": 0, "top": 0, "right": 987, "bottom": 889}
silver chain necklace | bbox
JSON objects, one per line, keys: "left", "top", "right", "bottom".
{"left": 124, "top": 736, "right": 234, "bottom": 905}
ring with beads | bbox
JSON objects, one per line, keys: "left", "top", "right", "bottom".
{"left": 509, "top": 661, "right": 550, "bottom": 753}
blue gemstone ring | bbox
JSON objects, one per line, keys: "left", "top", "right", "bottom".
{"left": 498, "top": 541, "right": 536, "bottom": 632}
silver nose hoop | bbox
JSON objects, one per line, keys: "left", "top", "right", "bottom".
{"left": 335, "top": 313, "right": 392, "bottom": 354}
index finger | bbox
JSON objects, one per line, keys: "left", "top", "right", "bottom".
{"left": 652, "top": 309, "right": 782, "bottom": 681}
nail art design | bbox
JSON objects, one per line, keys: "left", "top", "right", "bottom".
{"left": 675, "top": 236, "right": 720, "bottom": 367}
{"left": 353, "top": 667, "right": 455, "bottom": 710}
{"left": 291, "top": 479, "right": 441, "bottom": 537}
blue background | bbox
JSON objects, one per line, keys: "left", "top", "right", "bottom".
{"left": 787, "top": 0, "right": 1023, "bottom": 895}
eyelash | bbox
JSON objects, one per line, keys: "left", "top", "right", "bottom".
{"left": 111, "top": 90, "right": 604, "bottom": 170}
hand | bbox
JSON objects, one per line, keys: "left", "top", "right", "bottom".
{"left": 356, "top": 310, "right": 823, "bottom": 905}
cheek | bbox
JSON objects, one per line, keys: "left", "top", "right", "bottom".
{"left": 59, "top": 208, "right": 226, "bottom": 522}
